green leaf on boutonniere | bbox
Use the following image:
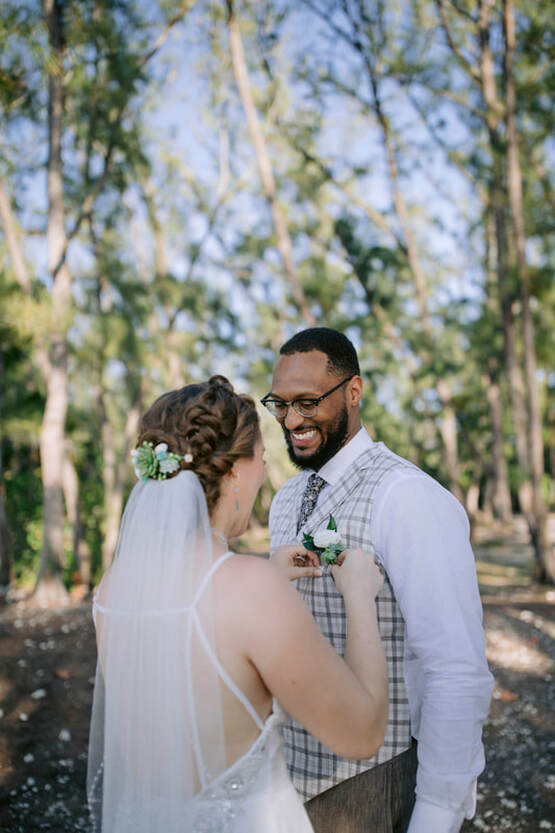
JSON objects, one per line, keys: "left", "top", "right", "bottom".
{"left": 302, "top": 532, "right": 319, "bottom": 552}
{"left": 320, "top": 543, "right": 344, "bottom": 565}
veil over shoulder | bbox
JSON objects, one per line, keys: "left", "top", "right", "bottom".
{"left": 87, "top": 471, "right": 226, "bottom": 832}
{"left": 88, "top": 469, "right": 314, "bottom": 833}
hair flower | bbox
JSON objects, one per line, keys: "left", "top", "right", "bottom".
{"left": 183, "top": 453, "right": 193, "bottom": 464}
{"left": 159, "top": 456, "right": 180, "bottom": 475}
{"left": 131, "top": 441, "right": 183, "bottom": 481}
{"left": 154, "top": 443, "right": 169, "bottom": 462}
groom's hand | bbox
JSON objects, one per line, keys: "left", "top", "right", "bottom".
{"left": 270, "top": 544, "right": 322, "bottom": 581}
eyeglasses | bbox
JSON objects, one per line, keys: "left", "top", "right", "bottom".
{"left": 261, "top": 376, "right": 354, "bottom": 419}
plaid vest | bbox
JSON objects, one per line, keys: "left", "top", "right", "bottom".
{"left": 269, "top": 442, "right": 414, "bottom": 800}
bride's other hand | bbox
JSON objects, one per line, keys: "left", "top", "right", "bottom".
{"left": 271, "top": 544, "right": 322, "bottom": 580}
{"left": 331, "top": 548, "right": 384, "bottom": 600}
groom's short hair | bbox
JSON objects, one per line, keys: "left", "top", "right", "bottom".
{"left": 280, "top": 327, "right": 360, "bottom": 378}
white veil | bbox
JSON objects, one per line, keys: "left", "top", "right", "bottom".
{"left": 87, "top": 471, "right": 226, "bottom": 832}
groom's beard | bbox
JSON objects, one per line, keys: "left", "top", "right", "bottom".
{"left": 283, "top": 405, "right": 349, "bottom": 471}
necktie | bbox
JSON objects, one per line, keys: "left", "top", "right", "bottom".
{"left": 297, "top": 473, "right": 327, "bottom": 534}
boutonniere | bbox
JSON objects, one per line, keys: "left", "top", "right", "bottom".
{"left": 303, "top": 514, "right": 344, "bottom": 565}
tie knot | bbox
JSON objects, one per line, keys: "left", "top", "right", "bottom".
{"left": 307, "top": 473, "right": 326, "bottom": 493}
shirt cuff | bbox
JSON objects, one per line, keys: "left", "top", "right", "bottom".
{"left": 407, "top": 798, "right": 465, "bottom": 833}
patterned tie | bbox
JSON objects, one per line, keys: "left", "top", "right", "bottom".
{"left": 297, "top": 473, "right": 327, "bottom": 534}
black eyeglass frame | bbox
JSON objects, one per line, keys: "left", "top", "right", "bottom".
{"left": 261, "top": 375, "right": 354, "bottom": 419}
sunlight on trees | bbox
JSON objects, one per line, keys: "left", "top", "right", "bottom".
{"left": 0, "top": 0, "right": 552, "bottom": 600}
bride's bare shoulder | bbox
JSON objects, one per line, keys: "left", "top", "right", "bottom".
{"left": 216, "top": 553, "right": 290, "bottom": 597}
{"left": 221, "top": 553, "right": 281, "bottom": 579}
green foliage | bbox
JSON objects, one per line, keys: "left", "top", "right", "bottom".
{"left": 0, "top": 0, "right": 552, "bottom": 591}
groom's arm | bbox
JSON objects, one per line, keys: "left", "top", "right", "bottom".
{"left": 372, "top": 470, "right": 494, "bottom": 833}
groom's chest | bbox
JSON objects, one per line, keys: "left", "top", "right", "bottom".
{"left": 270, "top": 476, "right": 376, "bottom": 551}
{"left": 270, "top": 466, "right": 404, "bottom": 650}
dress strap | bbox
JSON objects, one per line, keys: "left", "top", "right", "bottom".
{"left": 192, "top": 608, "right": 265, "bottom": 732}
{"left": 191, "top": 551, "right": 266, "bottom": 733}
{"left": 192, "top": 550, "right": 235, "bottom": 607}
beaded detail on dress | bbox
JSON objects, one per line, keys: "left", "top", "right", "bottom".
{"left": 191, "top": 716, "right": 276, "bottom": 832}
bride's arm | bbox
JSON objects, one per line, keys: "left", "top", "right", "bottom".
{"left": 229, "top": 553, "right": 388, "bottom": 760}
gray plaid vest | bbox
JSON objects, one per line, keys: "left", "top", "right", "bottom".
{"left": 270, "top": 442, "right": 414, "bottom": 800}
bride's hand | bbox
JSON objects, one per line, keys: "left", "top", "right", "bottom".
{"left": 271, "top": 544, "right": 322, "bottom": 580}
{"left": 331, "top": 548, "right": 384, "bottom": 600}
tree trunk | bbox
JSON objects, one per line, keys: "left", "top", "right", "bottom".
{"left": 477, "top": 0, "right": 539, "bottom": 547}
{"left": 0, "top": 181, "right": 32, "bottom": 293}
{"left": 35, "top": 0, "right": 70, "bottom": 606}
{"left": 0, "top": 350, "right": 11, "bottom": 589}
{"left": 465, "top": 482, "right": 480, "bottom": 524}
{"left": 484, "top": 372, "right": 513, "bottom": 521}
{"left": 483, "top": 210, "right": 512, "bottom": 522}
{"left": 62, "top": 449, "right": 91, "bottom": 588}
{"left": 503, "top": 0, "right": 552, "bottom": 581}
{"left": 436, "top": 379, "right": 463, "bottom": 503}
{"left": 100, "top": 394, "right": 118, "bottom": 571}
{"left": 100, "top": 394, "right": 141, "bottom": 571}
{"left": 0, "top": 492, "right": 11, "bottom": 590}
{"left": 481, "top": 476, "right": 494, "bottom": 522}
{"left": 225, "top": 0, "right": 315, "bottom": 327}
{"left": 101, "top": 448, "right": 121, "bottom": 570}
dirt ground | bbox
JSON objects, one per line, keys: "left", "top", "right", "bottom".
{"left": 0, "top": 521, "right": 553, "bottom": 833}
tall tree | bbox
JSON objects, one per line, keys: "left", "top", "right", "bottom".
{"left": 0, "top": 0, "right": 194, "bottom": 602}
{"left": 432, "top": 0, "right": 552, "bottom": 579}
{"left": 36, "top": 0, "right": 73, "bottom": 604}
{"left": 502, "top": 0, "right": 551, "bottom": 578}
{"left": 225, "top": 0, "right": 316, "bottom": 327}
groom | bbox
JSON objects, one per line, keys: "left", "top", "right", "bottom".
{"left": 266, "top": 328, "right": 493, "bottom": 833}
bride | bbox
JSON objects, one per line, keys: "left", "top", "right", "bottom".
{"left": 87, "top": 375, "right": 387, "bottom": 832}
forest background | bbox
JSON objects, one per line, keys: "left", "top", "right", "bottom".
{"left": 0, "top": 0, "right": 553, "bottom": 607}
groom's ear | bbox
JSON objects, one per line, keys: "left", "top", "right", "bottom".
{"left": 347, "top": 375, "right": 363, "bottom": 408}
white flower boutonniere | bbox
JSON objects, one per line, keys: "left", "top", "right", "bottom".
{"left": 303, "top": 514, "right": 344, "bottom": 565}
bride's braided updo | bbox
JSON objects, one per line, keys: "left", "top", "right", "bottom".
{"left": 137, "top": 375, "right": 260, "bottom": 512}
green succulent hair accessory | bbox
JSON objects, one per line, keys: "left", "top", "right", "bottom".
{"left": 131, "top": 441, "right": 188, "bottom": 481}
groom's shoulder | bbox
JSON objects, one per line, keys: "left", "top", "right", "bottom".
{"left": 355, "top": 441, "right": 419, "bottom": 481}
{"left": 273, "top": 472, "right": 305, "bottom": 503}
{"left": 269, "top": 472, "right": 305, "bottom": 522}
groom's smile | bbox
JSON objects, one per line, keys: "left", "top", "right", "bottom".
{"left": 290, "top": 427, "right": 319, "bottom": 448}
{"left": 267, "top": 350, "right": 362, "bottom": 471}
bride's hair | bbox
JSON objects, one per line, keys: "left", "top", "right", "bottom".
{"left": 137, "top": 375, "right": 259, "bottom": 511}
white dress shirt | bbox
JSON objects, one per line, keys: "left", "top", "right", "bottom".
{"left": 317, "top": 428, "right": 493, "bottom": 833}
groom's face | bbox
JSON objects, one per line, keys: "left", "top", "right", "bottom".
{"left": 269, "top": 350, "right": 360, "bottom": 471}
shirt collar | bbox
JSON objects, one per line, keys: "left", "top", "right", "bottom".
{"left": 316, "top": 427, "right": 373, "bottom": 486}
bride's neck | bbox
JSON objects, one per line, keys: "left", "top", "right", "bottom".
{"left": 210, "top": 500, "right": 235, "bottom": 553}
{"left": 210, "top": 527, "right": 228, "bottom": 549}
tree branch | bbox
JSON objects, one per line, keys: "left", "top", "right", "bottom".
{"left": 51, "top": 5, "right": 194, "bottom": 278}
{"left": 434, "top": 0, "right": 481, "bottom": 85}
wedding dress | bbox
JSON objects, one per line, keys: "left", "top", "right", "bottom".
{"left": 186, "top": 552, "right": 314, "bottom": 833}
{"left": 87, "top": 472, "right": 313, "bottom": 832}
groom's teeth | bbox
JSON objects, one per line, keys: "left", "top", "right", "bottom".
{"left": 292, "top": 430, "right": 316, "bottom": 440}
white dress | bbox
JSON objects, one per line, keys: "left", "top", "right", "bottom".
{"left": 93, "top": 551, "right": 314, "bottom": 833}
{"left": 189, "top": 552, "right": 314, "bottom": 833}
